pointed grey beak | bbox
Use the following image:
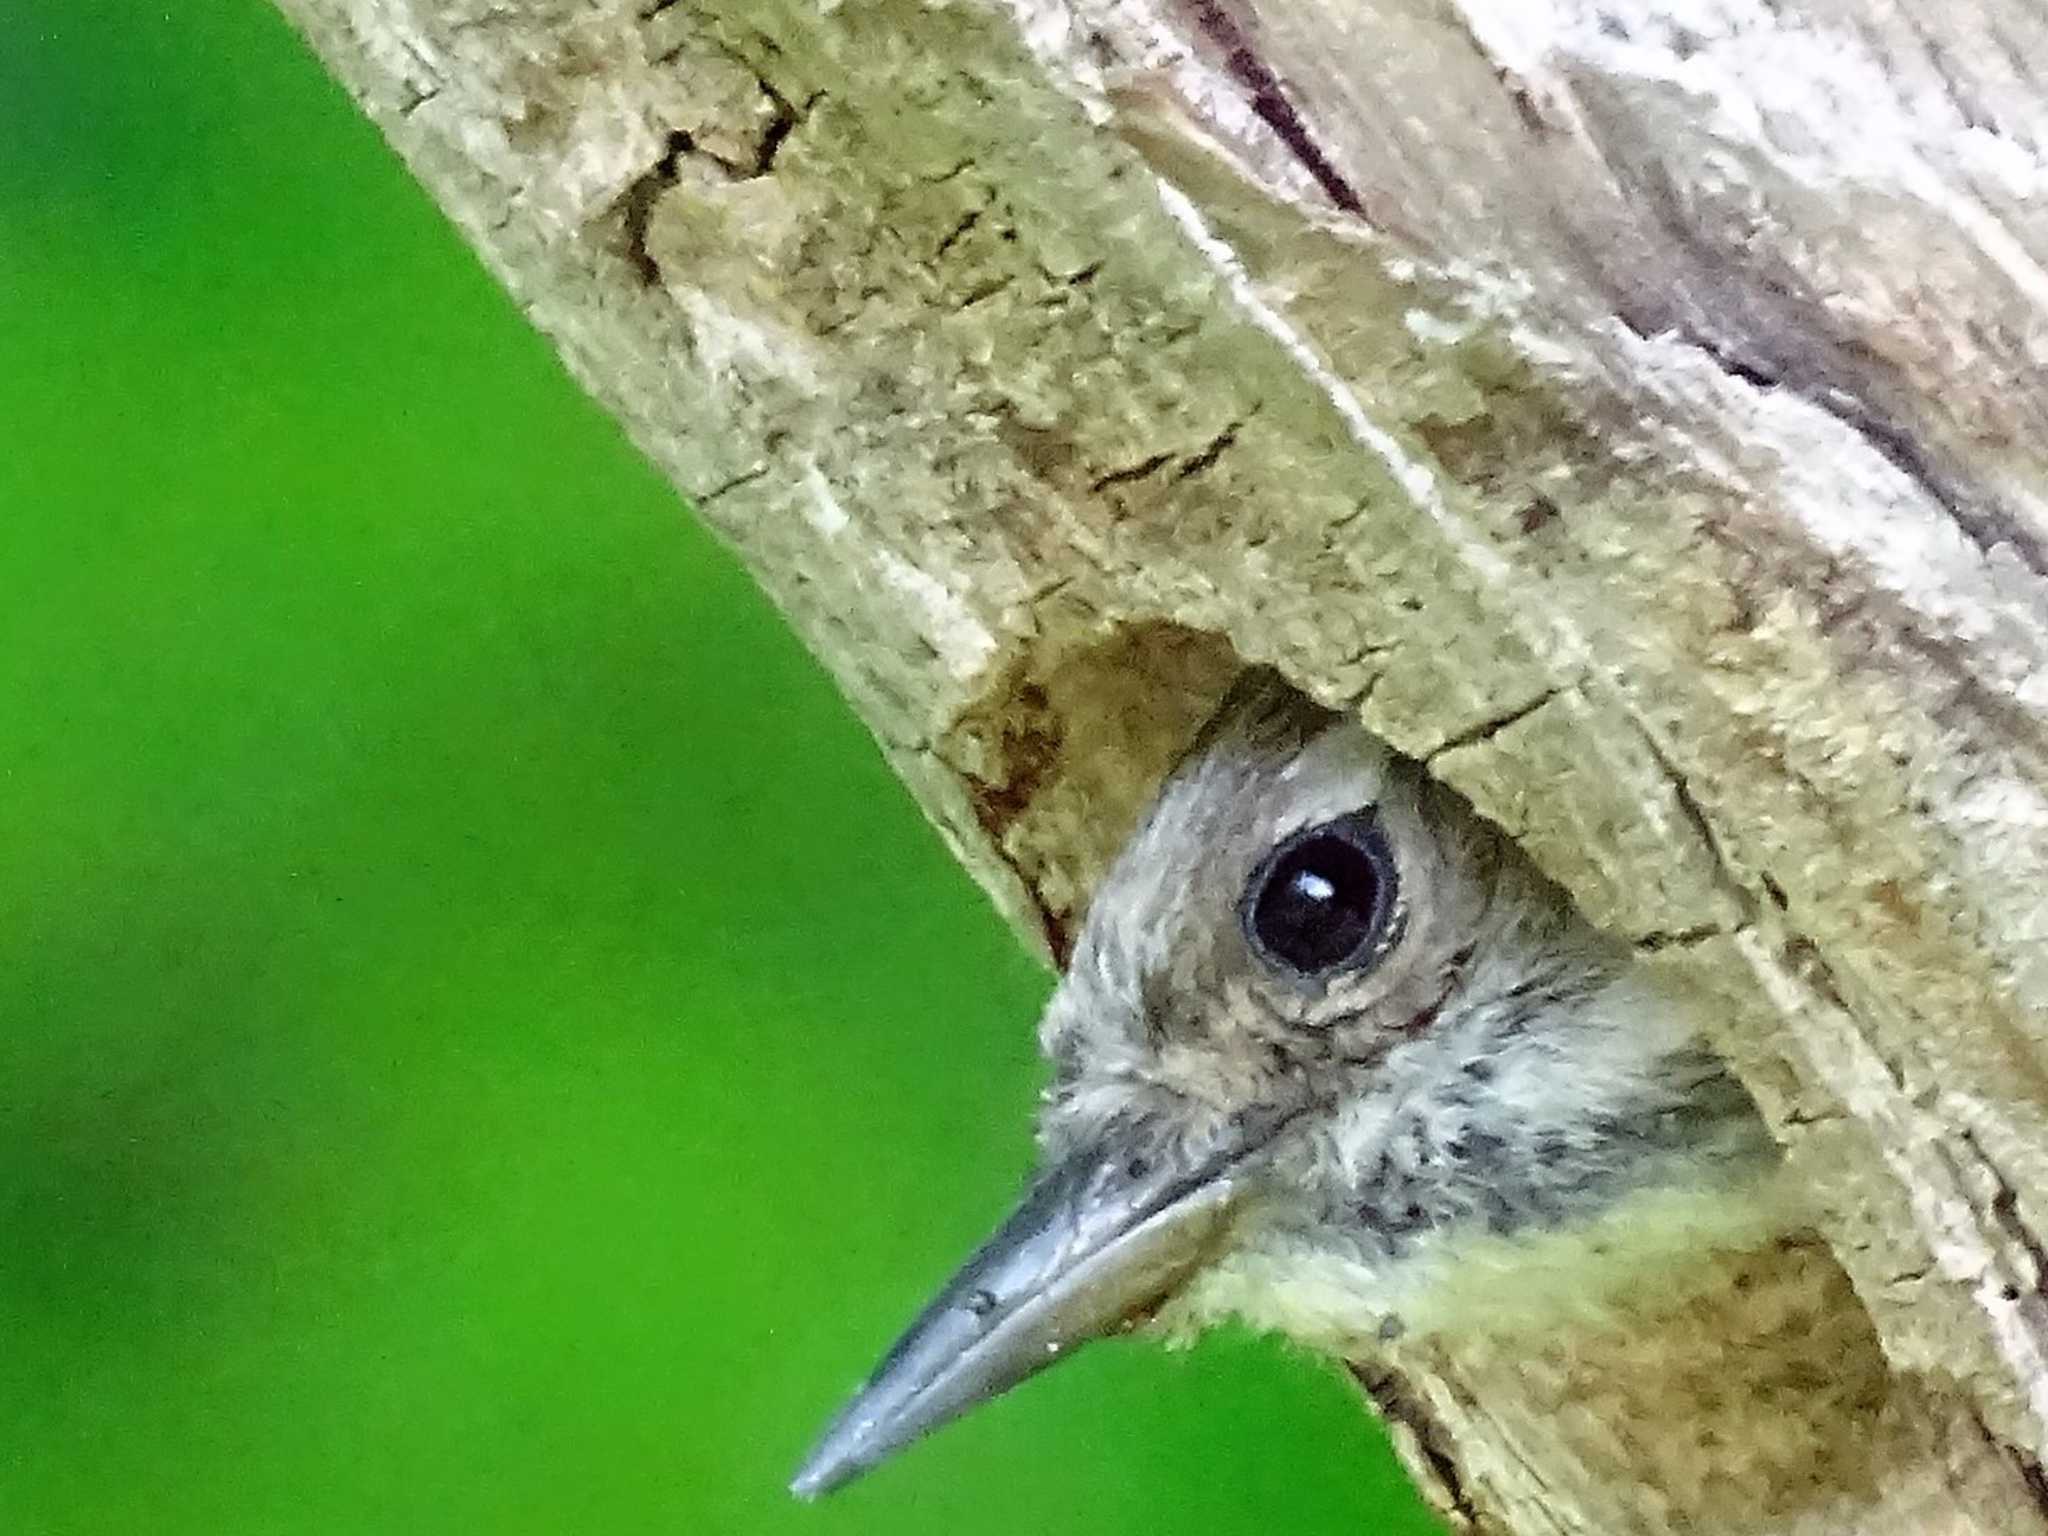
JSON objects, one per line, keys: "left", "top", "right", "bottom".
{"left": 789, "top": 1114, "right": 1289, "bottom": 1499}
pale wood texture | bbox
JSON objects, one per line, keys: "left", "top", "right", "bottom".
{"left": 270, "top": 0, "right": 2048, "bottom": 1528}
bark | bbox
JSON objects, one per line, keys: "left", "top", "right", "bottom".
{"left": 269, "top": 0, "right": 2048, "bottom": 1529}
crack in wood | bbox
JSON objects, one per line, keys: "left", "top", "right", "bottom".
{"left": 1423, "top": 687, "right": 1562, "bottom": 764}
{"left": 616, "top": 130, "right": 692, "bottom": 287}
{"left": 611, "top": 74, "right": 810, "bottom": 287}
{"left": 1175, "top": 419, "right": 1243, "bottom": 480}
{"left": 1965, "top": 1394, "right": 2048, "bottom": 1524}
{"left": 1622, "top": 707, "right": 1756, "bottom": 917}
{"left": 932, "top": 207, "right": 985, "bottom": 262}
{"left": 1960, "top": 1131, "right": 2048, "bottom": 1316}
{"left": 1178, "top": 0, "right": 1368, "bottom": 218}
{"left": 1633, "top": 922, "right": 1733, "bottom": 952}
{"left": 1089, "top": 450, "right": 1175, "bottom": 492}
{"left": 690, "top": 465, "right": 771, "bottom": 505}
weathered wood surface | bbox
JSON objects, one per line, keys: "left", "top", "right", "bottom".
{"left": 269, "top": 0, "right": 2048, "bottom": 1528}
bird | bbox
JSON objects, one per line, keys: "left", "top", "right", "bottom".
{"left": 787, "top": 668, "right": 2000, "bottom": 1530}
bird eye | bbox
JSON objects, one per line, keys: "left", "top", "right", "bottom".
{"left": 1242, "top": 812, "right": 1400, "bottom": 979}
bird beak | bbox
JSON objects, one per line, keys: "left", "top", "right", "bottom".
{"left": 789, "top": 1113, "right": 1287, "bottom": 1499}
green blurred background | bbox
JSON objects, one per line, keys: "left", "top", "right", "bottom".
{"left": 0, "top": 4, "right": 1435, "bottom": 1532}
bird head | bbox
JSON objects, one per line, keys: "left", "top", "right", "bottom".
{"left": 791, "top": 669, "right": 1770, "bottom": 1498}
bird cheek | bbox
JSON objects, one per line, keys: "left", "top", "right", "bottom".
{"left": 1316, "top": 1094, "right": 1402, "bottom": 1191}
{"left": 1034, "top": 1076, "right": 1135, "bottom": 1156}
{"left": 1148, "top": 1038, "right": 1280, "bottom": 1112}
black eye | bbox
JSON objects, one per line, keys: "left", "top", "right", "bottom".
{"left": 1242, "top": 811, "right": 1400, "bottom": 979}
